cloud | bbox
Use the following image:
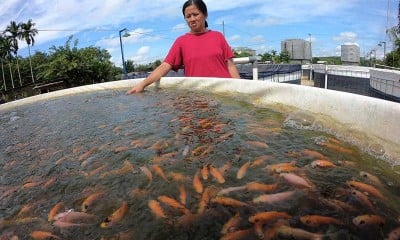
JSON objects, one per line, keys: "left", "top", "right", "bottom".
{"left": 333, "top": 32, "right": 358, "bottom": 42}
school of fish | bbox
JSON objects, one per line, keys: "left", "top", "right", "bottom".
{"left": 0, "top": 91, "right": 399, "bottom": 240}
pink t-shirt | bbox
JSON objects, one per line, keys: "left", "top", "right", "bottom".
{"left": 164, "top": 30, "right": 234, "bottom": 78}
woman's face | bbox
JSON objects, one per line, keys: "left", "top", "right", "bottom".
{"left": 184, "top": 5, "right": 207, "bottom": 34}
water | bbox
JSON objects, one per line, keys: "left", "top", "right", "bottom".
{"left": 0, "top": 89, "right": 399, "bottom": 239}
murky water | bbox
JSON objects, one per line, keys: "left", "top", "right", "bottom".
{"left": 0, "top": 89, "right": 399, "bottom": 240}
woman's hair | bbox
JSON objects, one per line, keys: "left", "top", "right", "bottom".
{"left": 182, "top": 0, "right": 208, "bottom": 28}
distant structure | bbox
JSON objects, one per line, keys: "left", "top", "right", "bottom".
{"left": 341, "top": 44, "right": 360, "bottom": 65}
{"left": 234, "top": 47, "right": 256, "bottom": 56}
{"left": 281, "top": 39, "right": 311, "bottom": 64}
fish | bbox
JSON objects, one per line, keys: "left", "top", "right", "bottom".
{"left": 211, "top": 196, "right": 248, "bottom": 208}
{"left": 310, "top": 159, "right": 336, "bottom": 168}
{"left": 157, "top": 195, "right": 190, "bottom": 214}
{"left": 217, "top": 186, "right": 247, "bottom": 196}
{"left": 253, "top": 222, "right": 264, "bottom": 239}
{"left": 208, "top": 164, "right": 225, "bottom": 183}
{"left": 81, "top": 192, "right": 106, "bottom": 212}
{"left": 148, "top": 199, "right": 167, "bottom": 219}
{"left": 169, "top": 171, "right": 188, "bottom": 182}
{"left": 246, "top": 140, "right": 269, "bottom": 148}
{"left": 246, "top": 182, "right": 278, "bottom": 192}
{"left": 54, "top": 211, "right": 98, "bottom": 225}
{"left": 201, "top": 164, "right": 209, "bottom": 180}
{"left": 349, "top": 189, "right": 374, "bottom": 211}
{"left": 280, "top": 173, "right": 313, "bottom": 189}
{"left": 78, "top": 147, "right": 96, "bottom": 161}
{"left": 30, "top": 231, "right": 60, "bottom": 240}
{"left": 178, "top": 184, "right": 187, "bottom": 206}
{"left": 152, "top": 164, "right": 169, "bottom": 182}
{"left": 253, "top": 190, "right": 297, "bottom": 204}
{"left": 249, "top": 155, "right": 272, "bottom": 168}
{"left": 140, "top": 166, "right": 153, "bottom": 186}
{"left": 346, "top": 180, "right": 385, "bottom": 199}
{"left": 265, "top": 161, "right": 296, "bottom": 173}
{"left": 236, "top": 161, "right": 251, "bottom": 179}
{"left": 322, "top": 142, "right": 353, "bottom": 154}
{"left": 387, "top": 226, "right": 400, "bottom": 240}
{"left": 193, "top": 170, "right": 204, "bottom": 193}
{"left": 352, "top": 214, "right": 385, "bottom": 228}
{"left": 275, "top": 165, "right": 299, "bottom": 173}
{"left": 220, "top": 228, "right": 254, "bottom": 240}
{"left": 48, "top": 202, "right": 65, "bottom": 222}
{"left": 276, "top": 225, "right": 324, "bottom": 240}
{"left": 302, "top": 149, "right": 326, "bottom": 159}
{"left": 100, "top": 201, "right": 129, "bottom": 228}
{"left": 359, "top": 171, "right": 384, "bottom": 188}
{"left": 300, "top": 215, "right": 342, "bottom": 227}
{"left": 198, "top": 186, "right": 219, "bottom": 214}
{"left": 219, "top": 160, "right": 233, "bottom": 176}
{"left": 249, "top": 211, "right": 291, "bottom": 224}
{"left": 221, "top": 212, "right": 242, "bottom": 234}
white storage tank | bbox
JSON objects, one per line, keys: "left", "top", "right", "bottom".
{"left": 341, "top": 44, "right": 360, "bottom": 65}
{"left": 281, "top": 39, "right": 311, "bottom": 63}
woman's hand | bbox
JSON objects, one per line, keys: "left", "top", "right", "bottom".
{"left": 126, "top": 83, "right": 145, "bottom": 94}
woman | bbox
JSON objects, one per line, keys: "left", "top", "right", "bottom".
{"left": 127, "top": 0, "right": 240, "bottom": 94}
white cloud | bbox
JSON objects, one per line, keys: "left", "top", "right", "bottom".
{"left": 333, "top": 32, "right": 358, "bottom": 42}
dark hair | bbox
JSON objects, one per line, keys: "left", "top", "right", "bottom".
{"left": 182, "top": 0, "right": 208, "bottom": 28}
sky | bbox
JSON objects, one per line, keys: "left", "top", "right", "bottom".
{"left": 0, "top": 0, "right": 397, "bottom": 67}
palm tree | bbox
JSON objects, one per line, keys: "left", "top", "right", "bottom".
{"left": 0, "top": 35, "right": 16, "bottom": 89}
{"left": 5, "top": 21, "right": 22, "bottom": 86}
{"left": 20, "top": 19, "right": 38, "bottom": 83}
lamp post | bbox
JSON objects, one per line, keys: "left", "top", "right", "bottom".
{"left": 119, "top": 28, "right": 130, "bottom": 79}
{"left": 378, "top": 41, "right": 386, "bottom": 60}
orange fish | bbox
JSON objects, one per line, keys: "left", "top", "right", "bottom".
{"left": 350, "top": 189, "right": 374, "bottom": 211}
{"left": 48, "top": 202, "right": 65, "bottom": 222}
{"left": 275, "top": 165, "right": 299, "bottom": 173}
{"left": 248, "top": 211, "right": 291, "bottom": 224}
{"left": 246, "top": 182, "right": 278, "bottom": 192}
{"left": 198, "top": 186, "right": 219, "bottom": 214}
{"left": 236, "top": 161, "right": 251, "bottom": 179}
{"left": 178, "top": 184, "right": 187, "bottom": 206}
{"left": 300, "top": 215, "right": 342, "bottom": 227}
{"left": 246, "top": 140, "right": 269, "bottom": 148}
{"left": 359, "top": 171, "right": 384, "bottom": 188}
{"left": 311, "top": 159, "right": 336, "bottom": 168}
{"left": 302, "top": 149, "right": 326, "bottom": 159}
{"left": 220, "top": 229, "right": 253, "bottom": 240}
{"left": 265, "top": 161, "right": 296, "bottom": 173}
{"left": 276, "top": 225, "right": 324, "bottom": 240}
{"left": 253, "top": 222, "right": 264, "bottom": 239}
{"left": 30, "top": 231, "right": 60, "bottom": 240}
{"left": 352, "top": 214, "right": 385, "bottom": 228}
{"left": 201, "top": 164, "right": 209, "bottom": 180}
{"left": 217, "top": 186, "right": 247, "bottom": 196}
{"left": 100, "top": 201, "right": 129, "bottom": 228}
{"left": 148, "top": 199, "right": 167, "bottom": 219}
{"left": 193, "top": 170, "right": 203, "bottom": 193}
{"left": 221, "top": 212, "right": 242, "bottom": 234}
{"left": 140, "top": 166, "right": 153, "bottom": 185}
{"left": 81, "top": 192, "right": 106, "bottom": 212}
{"left": 211, "top": 196, "right": 248, "bottom": 208}
{"left": 152, "top": 164, "right": 169, "bottom": 182}
{"left": 208, "top": 164, "right": 225, "bottom": 183}
{"left": 157, "top": 195, "right": 190, "bottom": 214}
{"left": 219, "top": 160, "right": 233, "bottom": 176}
{"left": 322, "top": 142, "right": 353, "bottom": 154}
{"left": 280, "top": 173, "right": 313, "bottom": 189}
{"left": 78, "top": 147, "right": 96, "bottom": 161}
{"left": 169, "top": 171, "right": 188, "bottom": 182}
{"left": 249, "top": 155, "right": 272, "bottom": 168}
{"left": 346, "top": 180, "right": 385, "bottom": 199}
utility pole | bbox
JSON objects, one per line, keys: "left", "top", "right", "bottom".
{"left": 222, "top": 21, "right": 225, "bottom": 37}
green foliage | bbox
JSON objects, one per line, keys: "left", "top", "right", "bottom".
{"left": 36, "top": 36, "right": 114, "bottom": 86}
{"left": 258, "top": 50, "right": 290, "bottom": 63}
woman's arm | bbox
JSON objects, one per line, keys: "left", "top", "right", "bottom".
{"left": 126, "top": 62, "right": 172, "bottom": 94}
{"left": 227, "top": 59, "right": 240, "bottom": 79}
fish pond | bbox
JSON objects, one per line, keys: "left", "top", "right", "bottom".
{"left": 0, "top": 89, "right": 399, "bottom": 240}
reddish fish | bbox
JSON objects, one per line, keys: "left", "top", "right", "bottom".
{"left": 30, "top": 231, "right": 60, "bottom": 240}
{"left": 148, "top": 200, "right": 167, "bottom": 219}
{"left": 81, "top": 192, "right": 106, "bottom": 212}
{"left": 246, "top": 182, "right": 278, "bottom": 192}
{"left": 346, "top": 180, "right": 385, "bottom": 199}
{"left": 236, "top": 161, "right": 251, "bottom": 179}
{"left": 310, "top": 159, "right": 336, "bottom": 168}
{"left": 100, "top": 201, "right": 129, "bottom": 228}
{"left": 221, "top": 212, "right": 242, "bottom": 234}
{"left": 48, "top": 202, "right": 65, "bottom": 222}
{"left": 193, "top": 170, "right": 203, "bottom": 193}
{"left": 253, "top": 190, "right": 297, "bottom": 204}
{"left": 157, "top": 195, "right": 190, "bottom": 214}
{"left": 280, "top": 173, "right": 313, "bottom": 189}
{"left": 249, "top": 211, "right": 291, "bottom": 224}
{"left": 352, "top": 214, "right": 385, "bottom": 228}
{"left": 300, "top": 215, "right": 342, "bottom": 227}
{"left": 208, "top": 164, "right": 225, "bottom": 183}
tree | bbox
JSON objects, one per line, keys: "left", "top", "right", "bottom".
{"left": 125, "top": 60, "right": 135, "bottom": 73}
{"left": 5, "top": 21, "right": 22, "bottom": 86}
{"left": 0, "top": 34, "right": 16, "bottom": 89}
{"left": 19, "top": 19, "right": 38, "bottom": 83}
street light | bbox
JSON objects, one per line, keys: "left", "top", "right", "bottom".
{"left": 378, "top": 41, "right": 386, "bottom": 60}
{"left": 119, "top": 28, "right": 130, "bottom": 79}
